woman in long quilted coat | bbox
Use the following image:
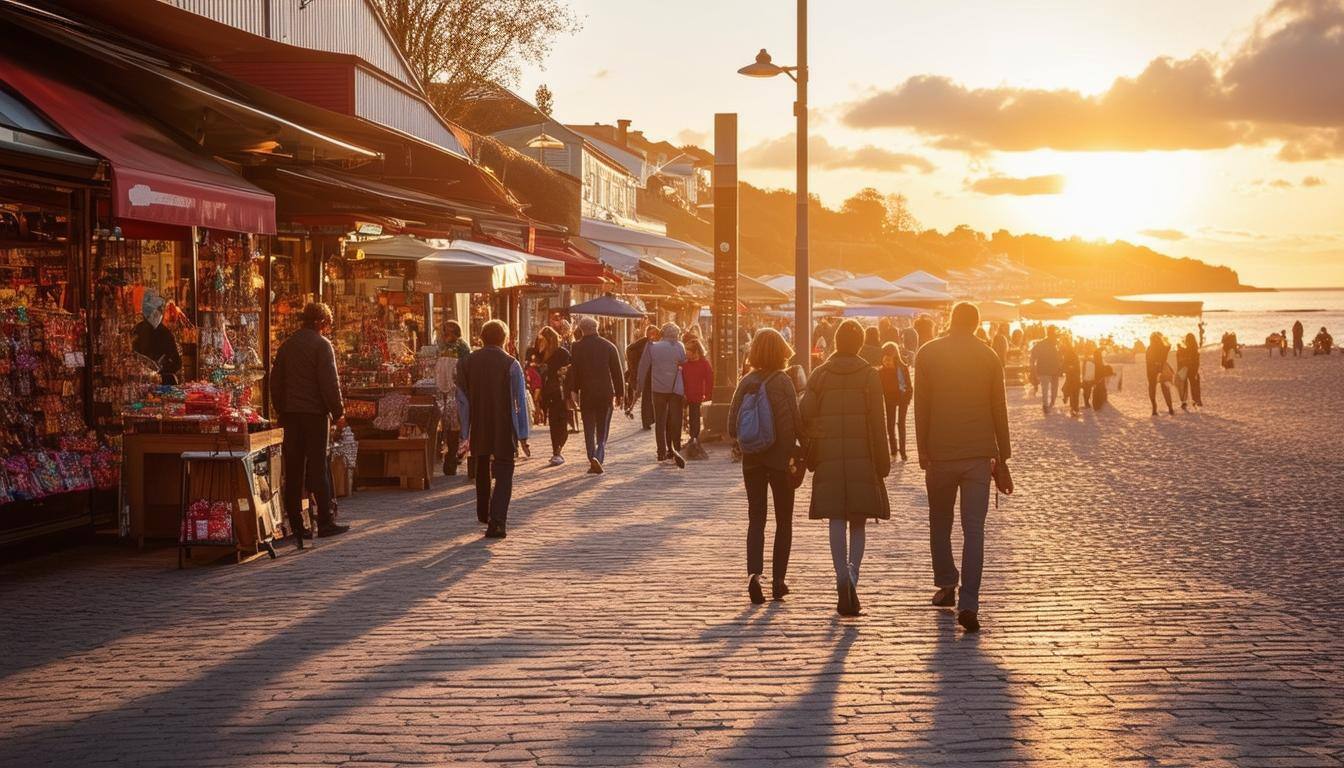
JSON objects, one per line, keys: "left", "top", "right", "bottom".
{"left": 800, "top": 319, "right": 891, "bottom": 616}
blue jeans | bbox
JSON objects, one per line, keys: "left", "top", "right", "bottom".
{"left": 580, "top": 400, "right": 613, "bottom": 464}
{"left": 926, "top": 457, "right": 992, "bottom": 612}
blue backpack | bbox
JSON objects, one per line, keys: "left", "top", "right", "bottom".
{"left": 736, "top": 372, "right": 779, "bottom": 454}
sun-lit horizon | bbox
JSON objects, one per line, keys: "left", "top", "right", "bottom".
{"left": 520, "top": 0, "right": 1344, "bottom": 288}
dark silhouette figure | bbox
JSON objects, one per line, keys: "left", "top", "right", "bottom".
{"left": 1146, "top": 332, "right": 1175, "bottom": 416}
{"left": 1177, "top": 332, "right": 1203, "bottom": 410}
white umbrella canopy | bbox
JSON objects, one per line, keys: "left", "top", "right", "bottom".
{"left": 758, "top": 274, "right": 846, "bottom": 300}
{"left": 835, "top": 274, "right": 903, "bottom": 296}
{"left": 894, "top": 269, "right": 950, "bottom": 293}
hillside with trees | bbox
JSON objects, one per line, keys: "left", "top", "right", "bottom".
{"left": 662, "top": 183, "right": 1247, "bottom": 295}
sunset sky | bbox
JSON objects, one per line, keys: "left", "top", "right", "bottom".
{"left": 518, "top": 0, "right": 1344, "bottom": 288}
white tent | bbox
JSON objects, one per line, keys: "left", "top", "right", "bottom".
{"left": 759, "top": 274, "right": 846, "bottom": 300}
{"left": 427, "top": 238, "right": 563, "bottom": 278}
{"left": 894, "top": 270, "right": 950, "bottom": 294}
{"left": 834, "top": 274, "right": 903, "bottom": 297}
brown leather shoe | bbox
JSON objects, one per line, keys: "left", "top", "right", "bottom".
{"left": 958, "top": 610, "right": 980, "bottom": 633}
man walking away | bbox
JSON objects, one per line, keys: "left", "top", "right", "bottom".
{"left": 637, "top": 323, "right": 688, "bottom": 468}
{"left": 567, "top": 316, "right": 624, "bottom": 474}
{"left": 915, "top": 302, "right": 1011, "bottom": 633}
{"left": 1030, "top": 326, "right": 1062, "bottom": 415}
{"left": 626, "top": 325, "right": 659, "bottom": 429}
{"left": 270, "top": 302, "right": 349, "bottom": 547}
{"left": 460, "top": 320, "right": 531, "bottom": 538}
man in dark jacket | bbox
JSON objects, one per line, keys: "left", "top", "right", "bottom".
{"left": 914, "top": 302, "right": 1011, "bottom": 633}
{"left": 459, "top": 319, "right": 531, "bottom": 538}
{"left": 625, "top": 325, "right": 658, "bottom": 429}
{"left": 566, "top": 316, "right": 624, "bottom": 474}
{"left": 270, "top": 302, "right": 347, "bottom": 545}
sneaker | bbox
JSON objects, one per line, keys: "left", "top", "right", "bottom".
{"left": 548, "top": 454, "right": 565, "bottom": 467}
{"left": 588, "top": 458, "right": 603, "bottom": 474}
{"left": 931, "top": 586, "right": 956, "bottom": 607}
{"left": 748, "top": 576, "right": 764, "bottom": 605}
{"left": 957, "top": 610, "right": 980, "bottom": 633}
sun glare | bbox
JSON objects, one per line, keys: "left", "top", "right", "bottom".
{"left": 1000, "top": 151, "right": 1211, "bottom": 242}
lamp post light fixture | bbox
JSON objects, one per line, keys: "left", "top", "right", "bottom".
{"left": 526, "top": 130, "right": 565, "bottom": 169}
{"left": 738, "top": 0, "right": 810, "bottom": 371}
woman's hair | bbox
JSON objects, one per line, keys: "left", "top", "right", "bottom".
{"left": 881, "top": 341, "right": 900, "bottom": 358}
{"left": 539, "top": 326, "right": 560, "bottom": 357}
{"left": 1150, "top": 331, "right": 1165, "bottom": 346}
{"left": 748, "top": 327, "right": 793, "bottom": 372}
{"left": 686, "top": 336, "right": 705, "bottom": 357}
{"left": 864, "top": 325, "right": 880, "bottom": 345}
{"left": 481, "top": 319, "right": 508, "bottom": 346}
{"left": 1184, "top": 332, "right": 1197, "bottom": 347}
{"left": 442, "top": 319, "right": 462, "bottom": 339}
{"left": 834, "top": 319, "right": 865, "bottom": 356}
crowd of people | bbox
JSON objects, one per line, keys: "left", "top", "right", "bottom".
{"left": 275, "top": 298, "right": 1339, "bottom": 631}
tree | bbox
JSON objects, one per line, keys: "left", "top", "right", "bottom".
{"left": 374, "top": 0, "right": 580, "bottom": 118}
{"left": 840, "top": 187, "right": 886, "bottom": 241}
{"left": 534, "top": 83, "right": 554, "bottom": 117}
{"left": 883, "top": 193, "right": 920, "bottom": 234}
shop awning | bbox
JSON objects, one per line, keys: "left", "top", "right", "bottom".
{"left": 0, "top": 50, "right": 275, "bottom": 233}
{"left": 418, "top": 245, "right": 528, "bottom": 294}
{"left": 428, "top": 238, "right": 563, "bottom": 279}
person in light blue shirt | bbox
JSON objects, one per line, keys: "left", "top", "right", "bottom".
{"left": 636, "top": 323, "right": 688, "bottom": 467}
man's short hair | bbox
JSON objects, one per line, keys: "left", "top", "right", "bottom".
{"left": 645, "top": 325, "right": 660, "bottom": 339}
{"left": 834, "top": 319, "right": 864, "bottom": 356}
{"left": 949, "top": 302, "right": 980, "bottom": 333}
{"left": 577, "top": 316, "right": 598, "bottom": 336}
{"left": 481, "top": 319, "right": 509, "bottom": 347}
{"left": 301, "top": 302, "right": 333, "bottom": 327}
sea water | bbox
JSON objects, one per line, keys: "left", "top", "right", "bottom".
{"left": 1047, "top": 289, "right": 1344, "bottom": 348}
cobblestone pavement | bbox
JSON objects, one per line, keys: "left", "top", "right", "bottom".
{"left": 2, "top": 351, "right": 1343, "bottom": 767}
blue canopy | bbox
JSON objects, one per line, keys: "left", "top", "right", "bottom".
{"left": 566, "top": 295, "right": 647, "bottom": 319}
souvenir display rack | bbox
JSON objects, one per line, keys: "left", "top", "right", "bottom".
{"left": 195, "top": 230, "right": 266, "bottom": 407}
{"left": 328, "top": 255, "right": 423, "bottom": 389}
{"left": 0, "top": 197, "right": 118, "bottom": 514}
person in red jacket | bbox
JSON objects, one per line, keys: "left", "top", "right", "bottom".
{"left": 681, "top": 336, "right": 715, "bottom": 459}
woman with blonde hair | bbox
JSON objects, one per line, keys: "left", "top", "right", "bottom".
{"left": 535, "top": 325, "right": 572, "bottom": 465}
{"left": 728, "top": 328, "right": 803, "bottom": 604}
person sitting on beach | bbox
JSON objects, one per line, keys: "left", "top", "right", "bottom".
{"left": 1266, "top": 332, "right": 1283, "bottom": 356}
{"left": 1314, "top": 327, "right": 1334, "bottom": 355}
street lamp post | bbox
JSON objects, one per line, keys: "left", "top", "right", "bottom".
{"left": 738, "top": 0, "right": 809, "bottom": 371}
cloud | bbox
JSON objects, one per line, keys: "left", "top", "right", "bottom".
{"left": 1140, "top": 229, "right": 1190, "bottom": 241}
{"left": 967, "top": 174, "right": 1066, "bottom": 196}
{"left": 675, "top": 129, "right": 708, "bottom": 146}
{"left": 1302, "top": 175, "right": 1326, "bottom": 186}
{"left": 843, "top": 0, "right": 1344, "bottom": 157}
{"left": 743, "top": 134, "right": 935, "bottom": 173}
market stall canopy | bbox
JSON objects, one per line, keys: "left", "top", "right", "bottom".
{"left": 566, "top": 295, "right": 646, "bottom": 319}
{"left": 0, "top": 84, "right": 102, "bottom": 181}
{"left": 427, "top": 237, "right": 562, "bottom": 278}
{"left": 0, "top": 49, "right": 276, "bottom": 233}
{"left": 977, "top": 300, "right": 1021, "bottom": 323}
{"left": 894, "top": 270, "right": 951, "bottom": 294}
{"left": 533, "top": 235, "right": 617, "bottom": 284}
{"left": 758, "top": 274, "right": 846, "bottom": 300}
{"left": 416, "top": 241, "right": 528, "bottom": 294}
{"left": 580, "top": 217, "right": 712, "bottom": 267}
{"left": 834, "top": 274, "right": 903, "bottom": 297}
{"left": 738, "top": 274, "right": 790, "bottom": 304}
{"left": 352, "top": 234, "right": 436, "bottom": 261}
{"left": 868, "top": 286, "right": 955, "bottom": 308}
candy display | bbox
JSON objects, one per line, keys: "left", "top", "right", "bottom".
{"left": 121, "top": 382, "right": 267, "bottom": 434}
{"left": 328, "top": 252, "right": 424, "bottom": 389}
{"left": 180, "top": 498, "right": 235, "bottom": 544}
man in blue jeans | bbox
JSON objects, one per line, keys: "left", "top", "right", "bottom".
{"left": 914, "top": 302, "right": 1012, "bottom": 632}
{"left": 459, "top": 319, "right": 530, "bottom": 539}
{"left": 566, "top": 317, "right": 624, "bottom": 474}
{"left": 1030, "top": 326, "right": 1062, "bottom": 415}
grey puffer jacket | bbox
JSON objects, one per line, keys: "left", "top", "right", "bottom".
{"left": 800, "top": 354, "right": 891, "bottom": 521}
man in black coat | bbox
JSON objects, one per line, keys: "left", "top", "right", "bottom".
{"left": 459, "top": 319, "right": 531, "bottom": 538}
{"left": 624, "top": 324, "right": 658, "bottom": 429}
{"left": 566, "top": 316, "right": 624, "bottom": 474}
{"left": 270, "top": 302, "right": 348, "bottom": 546}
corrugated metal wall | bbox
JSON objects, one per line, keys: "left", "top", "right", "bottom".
{"left": 353, "top": 69, "right": 464, "bottom": 156}
{"left": 165, "top": 0, "right": 415, "bottom": 87}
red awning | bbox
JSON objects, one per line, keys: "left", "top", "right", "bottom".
{"left": 0, "top": 50, "right": 275, "bottom": 234}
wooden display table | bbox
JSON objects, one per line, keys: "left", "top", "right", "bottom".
{"left": 124, "top": 428, "right": 284, "bottom": 547}
{"left": 178, "top": 450, "right": 282, "bottom": 567}
{"left": 354, "top": 437, "right": 431, "bottom": 490}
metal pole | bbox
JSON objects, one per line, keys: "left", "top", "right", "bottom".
{"left": 794, "top": 0, "right": 810, "bottom": 371}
